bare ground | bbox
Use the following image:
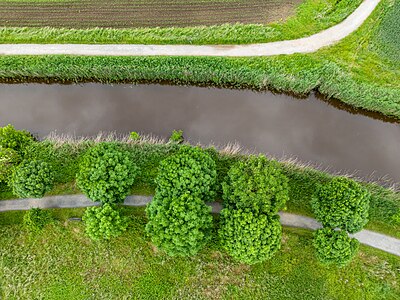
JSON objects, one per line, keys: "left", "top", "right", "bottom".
{"left": 0, "top": 0, "right": 303, "bottom": 28}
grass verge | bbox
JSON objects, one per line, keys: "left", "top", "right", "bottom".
{"left": 0, "top": 207, "right": 399, "bottom": 299}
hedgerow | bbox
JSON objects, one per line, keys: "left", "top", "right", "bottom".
{"left": 219, "top": 209, "right": 282, "bottom": 264}
{"left": 313, "top": 228, "right": 359, "bottom": 266}
{"left": 155, "top": 145, "right": 217, "bottom": 200}
{"left": 11, "top": 160, "right": 54, "bottom": 198}
{"left": 77, "top": 142, "right": 139, "bottom": 203}
{"left": 145, "top": 193, "right": 213, "bottom": 256}
{"left": 222, "top": 155, "right": 289, "bottom": 214}
{"left": 311, "top": 177, "right": 370, "bottom": 233}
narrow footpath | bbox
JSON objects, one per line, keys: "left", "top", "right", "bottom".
{"left": 0, "top": 0, "right": 381, "bottom": 57}
{"left": 1, "top": 193, "right": 399, "bottom": 257}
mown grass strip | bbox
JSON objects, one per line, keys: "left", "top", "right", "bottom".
{"left": 0, "top": 207, "right": 399, "bottom": 299}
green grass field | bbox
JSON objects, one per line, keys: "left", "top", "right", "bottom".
{"left": 0, "top": 207, "right": 399, "bottom": 299}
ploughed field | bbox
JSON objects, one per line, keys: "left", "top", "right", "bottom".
{"left": 0, "top": 0, "right": 302, "bottom": 28}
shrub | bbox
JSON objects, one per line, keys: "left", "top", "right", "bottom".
{"left": 0, "top": 147, "right": 20, "bottom": 184}
{"left": 219, "top": 208, "right": 282, "bottom": 264}
{"left": 23, "top": 141, "right": 81, "bottom": 184}
{"left": 222, "top": 155, "right": 289, "bottom": 214}
{"left": 311, "top": 177, "right": 370, "bottom": 233}
{"left": 130, "top": 131, "right": 140, "bottom": 141}
{"left": 392, "top": 211, "right": 400, "bottom": 225}
{"left": 0, "top": 124, "right": 34, "bottom": 155}
{"left": 82, "top": 204, "right": 128, "bottom": 240}
{"left": 77, "top": 142, "right": 139, "bottom": 203}
{"left": 145, "top": 193, "right": 213, "bottom": 256}
{"left": 169, "top": 130, "right": 184, "bottom": 143}
{"left": 155, "top": 145, "right": 217, "bottom": 200}
{"left": 313, "top": 228, "right": 359, "bottom": 266}
{"left": 23, "top": 208, "right": 53, "bottom": 233}
{"left": 11, "top": 160, "right": 54, "bottom": 198}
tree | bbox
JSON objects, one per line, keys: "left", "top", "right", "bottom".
{"left": 312, "top": 177, "right": 370, "bottom": 233}
{"left": 77, "top": 142, "right": 139, "bottom": 203}
{"left": 222, "top": 155, "right": 289, "bottom": 214}
{"left": 11, "top": 160, "right": 54, "bottom": 198}
{"left": 146, "top": 193, "right": 213, "bottom": 256}
{"left": 82, "top": 204, "right": 128, "bottom": 240}
{"left": 313, "top": 228, "right": 359, "bottom": 266}
{"left": 219, "top": 208, "right": 282, "bottom": 264}
{"left": 155, "top": 145, "right": 217, "bottom": 200}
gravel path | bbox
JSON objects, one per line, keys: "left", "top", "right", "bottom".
{"left": 1, "top": 193, "right": 399, "bottom": 257}
{"left": 0, "top": 0, "right": 380, "bottom": 57}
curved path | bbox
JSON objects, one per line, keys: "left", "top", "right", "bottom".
{"left": 1, "top": 194, "right": 399, "bottom": 257}
{"left": 0, "top": 0, "right": 380, "bottom": 57}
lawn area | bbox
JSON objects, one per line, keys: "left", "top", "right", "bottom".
{"left": 0, "top": 0, "right": 362, "bottom": 44}
{"left": 0, "top": 206, "right": 399, "bottom": 299}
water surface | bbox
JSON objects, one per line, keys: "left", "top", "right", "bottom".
{"left": 1, "top": 83, "right": 399, "bottom": 184}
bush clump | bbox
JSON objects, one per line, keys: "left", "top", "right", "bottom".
{"left": 77, "top": 142, "right": 139, "bottom": 203}
{"left": 0, "top": 147, "right": 20, "bottom": 184}
{"left": 312, "top": 177, "right": 370, "bottom": 233}
{"left": 130, "top": 131, "right": 140, "bottom": 141}
{"left": 0, "top": 124, "right": 34, "bottom": 155}
{"left": 155, "top": 145, "right": 217, "bottom": 200}
{"left": 23, "top": 207, "right": 53, "bottom": 233}
{"left": 222, "top": 155, "right": 289, "bottom": 214}
{"left": 23, "top": 141, "right": 81, "bottom": 184}
{"left": 219, "top": 208, "right": 282, "bottom": 264}
{"left": 313, "top": 228, "right": 359, "bottom": 266}
{"left": 169, "top": 130, "right": 184, "bottom": 143}
{"left": 146, "top": 193, "right": 213, "bottom": 256}
{"left": 11, "top": 160, "right": 54, "bottom": 198}
{"left": 82, "top": 204, "right": 128, "bottom": 240}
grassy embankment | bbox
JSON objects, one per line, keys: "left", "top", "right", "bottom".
{"left": 0, "top": 0, "right": 399, "bottom": 118}
{"left": 0, "top": 0, "right": 361, "bottom": 44}
{"left": 0, "top": 206, "right": 399, "bottom": 299}
{"left": 1, "top": 135, "right": 399, "bottom": 238}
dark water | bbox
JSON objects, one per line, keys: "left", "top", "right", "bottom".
{"left": 1, "top": 83, "right": 399, "bottom": 184}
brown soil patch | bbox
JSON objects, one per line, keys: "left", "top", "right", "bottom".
{"left": 0, "top": 0, "right": 303, "bottom": 29}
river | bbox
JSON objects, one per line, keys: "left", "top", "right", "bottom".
{"left": 1, "top": 83, "right": 399, "bottom": 185}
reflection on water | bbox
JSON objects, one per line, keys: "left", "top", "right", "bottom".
{"left": 1, "top": 83, "right": 399, "bottom": 184}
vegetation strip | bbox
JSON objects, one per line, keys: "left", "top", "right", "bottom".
{"left": 0, "top": 0, "right": 381, "bottom": 56}
{"left": 1, "top": 194, "right": 399, "bottom": 256}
